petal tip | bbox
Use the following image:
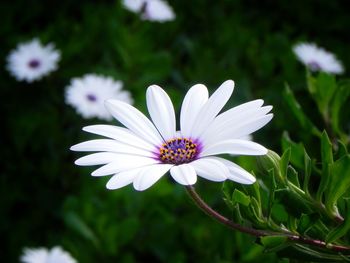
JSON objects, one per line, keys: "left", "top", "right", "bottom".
{"left": 70, "top": 145, "right": 78, "bottom": 151}
{"left": 222, "top": 79, "right": 235, "bottom": 90}
{"left": 106, "top": 182, "right": 115, "bottom": 190}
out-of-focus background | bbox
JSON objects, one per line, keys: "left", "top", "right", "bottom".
{"left": 1, "top": 0, "right": 349, "bottom": 262}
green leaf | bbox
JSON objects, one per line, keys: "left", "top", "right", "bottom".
{"left": 270, "top": 203, "right": 289, "bottom": 223}
{"left": 222, "top": 181, "right": 234, "bottom": 210}
{"left": 260, "top": 236, "right": 289, "bottom": 252}
{"left": 280, "top": 147, "right": 291, "bottom": 180}
{"left": 303, "top": 149, "right": 312, "bottom": 195}
{"left": 277, "top": 244, "right": 349, "bottom": 262}
{"left": 287, "top": 165, "right": 300, "bottom": 188}
{"left": 304, "top": 219, "right": 330, "bottom": 240}
{"left": 275, "top": 188, "right": 312, "bottom": 217}
{"left": 326, "top": 199, "right": 350, "bottom": 243}
{"left": 267, "top": 168, "right": 277, "bottom": 219}
{"left": 321, "top": 131, "right": 334, "bottom": 164}
{"left": 316, "top": 131, "right": 334, "bottom": 202}
{"left": 256, "top": 150, "right": 281, "bottom": 176}
{"left": 325, "top": 155, "right": 350, "bottom": 212}
{"left": 282, "top": 132, "right": 305, "bottom": 170}
{"left": 337, "top": 140, "right": 348, "bottom": 159}
{"left": 64, "top": 211, "right": 99, "bottom": 247}
{"left": 250, "top": 197, "right": 264, "bottom": 222}
{"left": 232, "top": 189, "right": 251, "bottom": 206}
{"left": 330, "top": 81, "right": 350, "bottom": 134}
{"left": 311, "top": 73, "right": 337, "bottom": 117}
{"left": 297, "top": 213, "right": 320, "bottom": 235}
{"left": 283, "top": 84, "right": 321, "bottom": 137}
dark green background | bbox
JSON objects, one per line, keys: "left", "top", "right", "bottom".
{"left": 1, "top": 0, "right": 349, "bottom": 262}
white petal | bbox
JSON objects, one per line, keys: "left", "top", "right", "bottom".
{"left": 212, "top": 157, "right": 256, "bottom": 184}
{"left": 91, "top": 156, "right": 159, "bottom": 176}
{"left": 201, "top": 139, "right": 268, "bottom": 157}
{"left": 146, "top": 85, "right": 176, "bottom": 140}
{"left": 190, "top": 158, "right": 228, "bottom": 182}
{"left": 106, "top": 168, "right": 143, "bottom": 190}
{"left": 223, "top": 114, "right": 273, "bottom": 140}
{"left": 70, "top": 139, "right": 154, "bottom": 157}
{"left": 133, "top": 164, "right": 173, "bottom": 191}
{"left": 180, "top": 84, "right": 209, "bottom": 137}
{"left": 209, "top": 102, "right": 270, "bottom": 133}
{"left": 105, "top": 100, "right": 163, "bottom": 145}
{"left": 202, "top": 113, "right": 273, "bottom": 147}
{"left": 190, "top": 80, "right": 234, "bottom": 138}
{"left": 83, "top": 125, "right": 155, "bottom": 151}
{"left": 75, "top": 152, "right": 120, "bottom": 166}
{"left": 200, "top": 101, "right": 270, "bottom": 144}
{"left": 169, "top": 164, "right": 197, "bottom": 185}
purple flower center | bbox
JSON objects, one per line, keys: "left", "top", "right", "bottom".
{"left": 158, "top": 137, "right": 201, "bottom": 165}
{"left": 86, "top": 94, "right": 97, "bottom": 102}
{"left": 308, "top": 61, "right": 321, "bottom": 71}
{"left": 28, "top": 59, "right": 41, "bottom": 69}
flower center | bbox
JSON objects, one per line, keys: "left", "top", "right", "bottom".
{"left": 308, "top": 61, "right": 321, "bottom": 71}
{"left": 86, "top": 94, "right": 97, "bottom": 102}
{"left": 158, "top": 137, "right": 200, "bottom": 165}
{"left": 28, "top": 59, "right": 40, "bottom": 69}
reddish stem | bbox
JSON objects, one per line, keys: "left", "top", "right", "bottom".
{"left": 185, "top": 185, "right": 350, "bottom": 253}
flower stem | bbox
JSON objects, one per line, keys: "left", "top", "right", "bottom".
{"left": 185, "top": 185, "right": 350, "bottom": 253}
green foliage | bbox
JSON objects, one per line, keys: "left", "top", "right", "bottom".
{"left": 224, "top": 71, "right": 350, "bottom": 261}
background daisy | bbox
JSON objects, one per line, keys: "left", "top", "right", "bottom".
{"left": 6, "top": 38, "right": 61, "bottom": 82}
{"left": 122, "top": 0, "right": 175, "bottom": 22}
{"left": 20, "top": 246, "right": 77, "bottom": 263}
{"left": 65, "top": 74, "right": 133, "bottom": 121}
{"left": 293, "top": 42, "right": 344, "bottom": 74}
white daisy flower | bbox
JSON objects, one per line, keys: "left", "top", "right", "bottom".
{"left": 20, "top": 246, "right": 77, "bottom": 263}
{"left": 71, "top": 80, "right": 273, "bottom": 191}
{"left": 293, "top": 42, "right": 344, "bottom": 74}
{"left": 65, "top": 74, "right": 133, "bottom": 121}
{"left": 6, "top": 38, "right": 60, "bottom": 82}
{"left": 122, "top": 0, "right": 175, "bottom": 22}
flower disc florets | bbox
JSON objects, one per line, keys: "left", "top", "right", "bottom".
{"left": 159, "top": 137, "right": 201, "bottom": 164}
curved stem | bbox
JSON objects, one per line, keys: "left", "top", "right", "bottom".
{"left": 185, "top": 185, "right": 350, "bottom": 253}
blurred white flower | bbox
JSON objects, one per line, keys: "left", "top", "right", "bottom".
{"left": 20, "top": 246, "right": 76, "bottom": 263}
{"left": 293, "top": 42, "right": 344, "bottom": 74}
{"left": 122, "top": 0, "right": 175, "bottom": 22}
{"left": 71, "top": 80, "right": 273, "bottom": 191}
{"left": 6, "top": 38, "right": 60, "bottom": 82}
{"left": 65, "top": 74, "right": 133, "bottom": 121}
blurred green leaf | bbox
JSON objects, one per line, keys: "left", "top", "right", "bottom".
{"left": 283, "top": 84, "right": 321, "bottom": 137}
{"left": 330, "top": 81, "right": 350, "bottom": 135}
{"left": 287, "top": 165, "right": 300, "bottom": 188}
{"left": 232, "top": 189, "right": 251, "bottom": 206}
{"left": 307, "top": 72, "right": 337, "bottom": 118}
{"left": 303, "top": 149, "right": 312, "bottom": 195}
{"left": 337, "top": 140, "right": 348, "bottom": 159}
{"left": 326, "top": 199, "right": 350, "bottom": 243}
{"left": 257, "top": 150, "right": 281, "bottom": 177}
{"left": 316, "top": 131, "right": 334, "bottom": 202}
{"left": 275, "top": 188, "right": 312, "bottom": 217}
{"left": 64, "top": 211, "right": 99, "bottom": 247}
{"left": 260, "top": 236, "right": 289, "bottom": 252}
{"left": 325, "top": 155, "right": 350, "bottom": 213}
{"left": 282, "top": 132, "right": 305, "bottom": 170}
{"left": 279, "top": 147, "right": 291, "bottom": 181}
{"left": 267, "top": 168, "right": 277, "bottom": 219}
{"left": 297, "top": 213, "right": 319, "bottom": 235}
{"left": 277, "top": 244, "right": 349, "bottom": 262}
{"left": 270, "top": 203, "right": 288, "bottom": 223}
